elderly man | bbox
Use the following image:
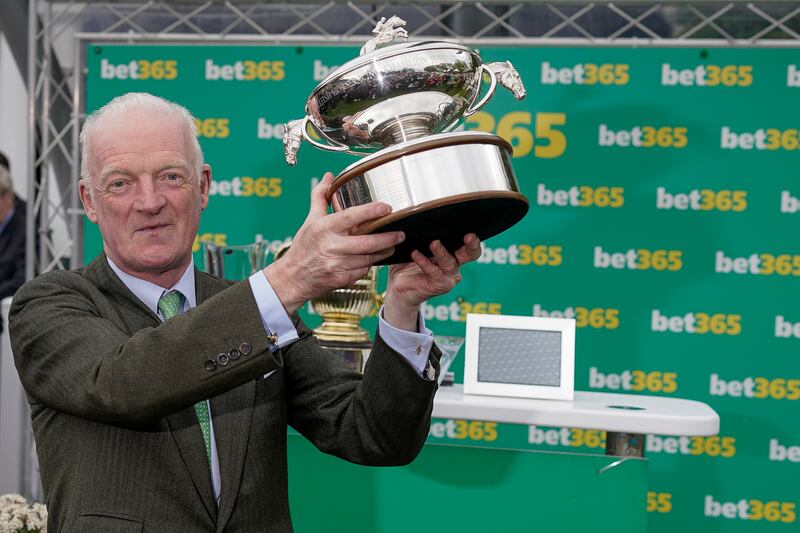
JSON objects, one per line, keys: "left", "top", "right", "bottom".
{"left": 10, "top": 93, "right": 481, "bottom": 532}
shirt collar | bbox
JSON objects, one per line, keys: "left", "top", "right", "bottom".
{"left": 107, "top": 256, "right": 197, "bottom": 317}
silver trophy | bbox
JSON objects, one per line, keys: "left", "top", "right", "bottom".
{"left": 284, "top": 16, "right": 529, "bottom": 264}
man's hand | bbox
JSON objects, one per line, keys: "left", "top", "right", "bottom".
{"left": 264, "top": 172, "right": 404, "bottom": 314}
{"left": 382, "top": 234, "right": 482, "bottom": 332}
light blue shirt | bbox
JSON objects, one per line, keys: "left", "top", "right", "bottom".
{"left": 107, "top": 256, "right": 434, "bottom": 503}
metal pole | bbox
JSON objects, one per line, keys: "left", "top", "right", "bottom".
{"left": 39, "top": 1, "right": 51, "bottom": 274}
{"left": 26, "top": 0, "right": 37, "bottom": 282}
{"left": 71, "top": 36, "right": 83, "bottom": 268}
{"left": 22, "top": 0, "right": 38, "bottom": 500}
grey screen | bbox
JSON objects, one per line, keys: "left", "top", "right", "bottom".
{"left": 477, "top": 327, "right": 562, "bottom": 386}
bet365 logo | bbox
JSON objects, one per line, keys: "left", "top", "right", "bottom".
{"left": 205, "top": 59, "right": 285, "bottom": 81}
{"left": 661, "top": 64, "right": 753, "bottom": 87}
{"left": 540, "top": 62, "right": 629, "bottom": 85}
{"left": 100, "top": 58, "right": 177, "bottom": 80}
{"left": 598, "top": 124, "right": 687, "bottom": 148}
{"left": 705, "top": 495, "right": 796, "bottom": 523}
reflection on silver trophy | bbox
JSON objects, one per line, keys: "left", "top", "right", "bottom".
{"left": 284, "top": 15, "right": 529, "bottom": 265}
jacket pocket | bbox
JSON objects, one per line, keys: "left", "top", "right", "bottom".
{"left": 255, "top": 369, "right": 283, "bottom": 402}
{"left": 70, "top": 511, "right": 143, "bottom": 533}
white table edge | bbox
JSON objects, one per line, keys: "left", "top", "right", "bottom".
{"left": 432, "top": 385, "right": 720, "bottom": 437}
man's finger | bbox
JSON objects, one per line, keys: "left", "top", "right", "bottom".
{"left": 307, "top": 172, "right": 334, "bottom": 221}
{"left": 429, "top": 240, "right": 459, "bottom": 276}
{"left": 334, "top": 231, "right": 404, "bottom": 256}
{"left": 411, "top": 249, "right": 441, "bottom": 279}
{"left": 341, "top": 247, "right": 396, "bottom": 271}
{"left": 328, "top": 201, "right": 392, "bottom": 233}
{"left": 454, "top": 233, "right": 482, "bottom": 265}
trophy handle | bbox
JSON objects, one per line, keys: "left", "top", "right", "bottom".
{"left": 463, "top": 64, "right": 498, "bottom": 117}
{"left": 484, "top": 61, "right": 527, "bottom": 100}
{"left": 301, "top": 116, "right": 351, "bottom": 154}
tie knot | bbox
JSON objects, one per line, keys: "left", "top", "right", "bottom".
{"left": 158, "top": 290, "right": 184, "bottom": 320}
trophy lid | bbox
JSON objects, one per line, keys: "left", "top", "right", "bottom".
{"left": 281, "top": 15, "right": 525, "bottom": 166}
{"left": 308, "top": 40, "right": 481, "bottom": 108}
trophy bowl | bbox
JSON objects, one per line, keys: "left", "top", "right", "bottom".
{"left": 307, "top": 41, "right": 487, "bottom": 151}
{"left": 284, "top": 16, "right": 529, "bottom": 264}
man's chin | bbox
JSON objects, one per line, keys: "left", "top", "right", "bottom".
{"left": 128, "top": 250, "right": 190, "bottom": 274}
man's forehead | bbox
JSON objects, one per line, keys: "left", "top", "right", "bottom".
{"left": 89, "top": 112, "right": 191, "bottom": 164}
{"left": 93, "top": 110, "right": 184, "bottom": 143}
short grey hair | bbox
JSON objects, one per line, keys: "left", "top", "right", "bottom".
{"left": 79, "top": 92, "right": 203, "bottom": 189}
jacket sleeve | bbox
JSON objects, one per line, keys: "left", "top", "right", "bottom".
{"left": 282, "top": 314, "right": 441, "bottom": 466}
{"left": 10, "top": 271, "right": 281, "bottom": 428}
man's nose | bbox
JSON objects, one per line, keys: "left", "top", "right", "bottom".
{"left": 133, "top": 179, "right": 167, "bottom": 213}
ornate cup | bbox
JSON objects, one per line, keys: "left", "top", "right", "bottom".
{"left": 310, "top": 267, "right": 381, "bottom": 344}
{"left": 309, "top": 267, "right": 383, "bottom": 372}
{"left": 284, "top": 16, "right": 529, "bottom": 264}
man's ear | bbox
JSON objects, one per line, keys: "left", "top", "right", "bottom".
{"left": 199, "top": 164, "right": 211, "bottom": 210}
{"left": 79, "top": 180, "right": 98, "bottom": 223}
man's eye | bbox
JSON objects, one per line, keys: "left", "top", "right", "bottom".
{"left": 164, "top": 173, "right": 181, "bottom": 182}
{"left": 110, "top": 180, "right": 127, "bottom": 189}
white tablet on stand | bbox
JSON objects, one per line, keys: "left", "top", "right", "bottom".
{"left": 463, "top": 314, "right": 575, "bottom": 401}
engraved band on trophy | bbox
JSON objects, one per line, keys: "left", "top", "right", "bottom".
{"left": 283, "top": 16, "right": 529, "bottom": 265}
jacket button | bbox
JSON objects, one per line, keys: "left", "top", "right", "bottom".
{"left": 229, "top": 348, "right": 241, "bottom": 361}
{"left": 205, "top": 359, "right": 217, "bottom": 372}
{"left": 239, "top": 342, "right": 252, "bottom": 356}
{"left": 217, "top": 352, "right": 230, "bottom": 366}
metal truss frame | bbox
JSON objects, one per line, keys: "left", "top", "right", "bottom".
{"left": 27, "top": 0, "right": 800, "bottom": 279}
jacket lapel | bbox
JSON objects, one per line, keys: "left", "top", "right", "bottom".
{"left": 88, "top": 256, "right": 219, "bottom": 519}
{"left": 89, "top": 258, "right": 259, "bottom": 522}
{"left": 196, "top": 270, "right": 257, "bottom": 530}
{"left": 84, "top": 255, "right": 161, "bottom": 324}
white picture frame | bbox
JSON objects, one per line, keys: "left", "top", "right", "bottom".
{"left": 463, "top": 314, "right": 575, "bottom": 401}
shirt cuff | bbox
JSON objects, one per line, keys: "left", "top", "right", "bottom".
{"left": 378, "top": 306, "right": 434, "bottom": 377}
{"left": 248, "top": 271, "right": 300, "bottom": 350}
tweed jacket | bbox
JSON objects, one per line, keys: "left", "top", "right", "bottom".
{"left": 10, "top": 255, "right": 439, "bottom": 532}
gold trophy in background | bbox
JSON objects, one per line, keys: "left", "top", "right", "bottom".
{"left": 310, "top": 267, "right": 383, "bottom": 372}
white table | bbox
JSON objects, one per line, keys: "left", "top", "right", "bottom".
{"left": 432, "top": 385, "right": 720, "bottom": 456}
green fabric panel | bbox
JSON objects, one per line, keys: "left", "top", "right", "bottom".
{"left": 288, "top": 433, "right": 647, "bottom": 532}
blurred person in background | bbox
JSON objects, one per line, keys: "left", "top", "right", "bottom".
{"left": 0, "top": 151, "right": 26, "bottom": 330}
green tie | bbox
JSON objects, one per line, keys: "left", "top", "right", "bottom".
{"left": 158, "top": 290, "right": 213, "bottom": 465}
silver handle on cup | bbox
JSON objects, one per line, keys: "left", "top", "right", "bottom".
{"left": 301, "top": 116, "right": 351, "bottom": 153}
{"left": 463, "top": 64, "right": 498, "bottom": 117}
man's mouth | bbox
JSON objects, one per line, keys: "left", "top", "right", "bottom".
{"left": 137, "top": 223, "right": 169, "bottom": 233}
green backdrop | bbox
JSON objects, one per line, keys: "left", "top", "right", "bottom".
{"left": 85, "top": 43, "right": 800, "bottom": 531}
